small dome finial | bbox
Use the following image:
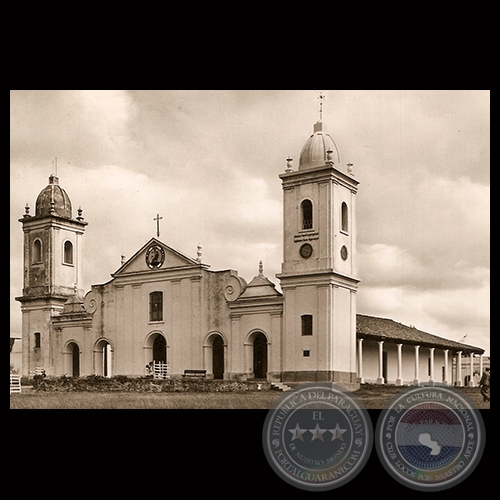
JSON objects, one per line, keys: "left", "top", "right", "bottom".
{"left": 326, "top": 149, "right": 334, "bottom": 165}
{"left": 197, "top": 244, "right": 202, "bottom": 263}
{"left": 76, "top": 206, "right": 84, "bottom": 221}
{"left": 313, "top": 121, "right": 323, "bottom": 133}
{"left": 258, "top": 260, "right": 263, "bottom": 276}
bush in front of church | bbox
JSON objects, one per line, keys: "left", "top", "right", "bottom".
{"left": 33, "top": 375, "right": 270, "bottom": 393}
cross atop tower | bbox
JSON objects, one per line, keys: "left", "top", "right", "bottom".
{"left": 153, "top": 213, "right": 163, "bottom": 238}
{"left": 51, "top": 157, "right": 58, "bottom": 177}
{"left": 318, "top": 92, "right": 325, "bottom": 121}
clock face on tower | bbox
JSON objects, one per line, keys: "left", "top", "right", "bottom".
{"left": 299, "top": 243, "right": 313, "bottom": 259}
{"left": 146, "top": 245, "right": 165, "bottom": 269}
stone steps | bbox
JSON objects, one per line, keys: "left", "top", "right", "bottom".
{"left": 271, "top": 382, "right": 293, "bottom": 392}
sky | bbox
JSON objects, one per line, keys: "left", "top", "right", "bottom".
{"left": 10, "top": 90, "right": 490, "bottom": 355}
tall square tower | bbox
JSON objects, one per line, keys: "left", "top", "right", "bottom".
{"left": 16, "top": 174, "right": 87, "bottom": 377}
{"left": 277, "top": 121, "right": 360, "bottom": 386}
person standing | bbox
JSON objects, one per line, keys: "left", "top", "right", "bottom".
{"left": 479, "top": 367, "right": 490, "bottom": 403}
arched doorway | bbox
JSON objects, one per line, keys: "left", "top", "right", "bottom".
{"left": 64, "top": 341, "right": 80, "bottom": 377}
{"left": 212, "top": 335, "right": 224, "bottom": 380}
{"left": 144, "top": 332, "right": 169, "bottom": 375}
{"left": 69, "top": 342, "right": 80, "bottom": 377}
{"left": 94, "top": 339, "right": 112, "bottom": 377}
{"left": 153, "top": 334, "right": 167, "bottom": 363}
{"left": 203, "top": 333, "right": 226, "bottom": 380}
{"left": 253, "top": 332, "right": 268, "bottom": 379}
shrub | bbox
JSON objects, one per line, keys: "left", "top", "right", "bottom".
{"left": 33, "top": 376, "right": 271, "bottom": 393}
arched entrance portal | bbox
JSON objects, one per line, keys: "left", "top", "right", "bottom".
{"left": 94, "top": 339, "right": 112, "bottom": 377}
{"left": 144, "top": 332, "right": 169, "bottom": 374}
{"left": 212, "top": 335, "right": 224, "bottom": 379}
{"left": 253, "top": 332, "right": 268, "bottom": 379}
{"left": 153, "top": 334, "right": 167, "bottom": 363}
{"left": 64, "top": 341, "right": 80, "bottom": 377}
{"left": 203, "top": 333, "right": 226, "bottom": 379}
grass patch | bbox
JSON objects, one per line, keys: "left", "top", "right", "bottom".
{"left": 354, "top": 384, "right": 490, "bottom": 409}
{"left": 10, "top": 383, "right": 490, "bottom": 410}
{"left": 10, "top": 390, "right": 282, "bottom": 409}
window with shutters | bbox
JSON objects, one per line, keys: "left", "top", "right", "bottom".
{"left": 149, "top": 291, "right": 163, "bottom": 322}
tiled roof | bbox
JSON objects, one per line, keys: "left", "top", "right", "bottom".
{"left": 357, "top": 314, "right": 484, "bottom": 354}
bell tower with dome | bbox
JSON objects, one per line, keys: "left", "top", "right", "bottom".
{"left": 277, "top": 120, "right": 360, "bottom": 386}
{"left": 16, "top": 173, "right": 87, "bottom": 377}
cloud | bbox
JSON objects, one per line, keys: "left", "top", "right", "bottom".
{"left": 10, "top": 90, "right": 139, "bottom": 169}
{"left": 358, "top": 243, "right": 489, "bottom": 291}
{"left": 358, "top": 171, "right": 489, "bottom": 282}
{"left": 357, "top": 280, "right": 490, "bottom": 354}
{"left": 357, "top": 238, "right": 490, "bottom": 354}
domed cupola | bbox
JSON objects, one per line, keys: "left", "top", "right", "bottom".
{"left": 35, "top": 174, "right": 72, "bottom": 218}
{"left": 299, "top": 121, "right": 340, "bottom": 170}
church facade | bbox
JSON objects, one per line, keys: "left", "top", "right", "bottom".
{"left": 16, "top": 119, "right": 485, "bottom": 388}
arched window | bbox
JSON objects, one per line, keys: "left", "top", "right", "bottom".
{"left": 63, "top": 240, "right": 74, "bottom": 265}
{"left": 301, "top": 199, "right": 313, "bottom": 230}
{"left": 33, "top": 239, "right": 42, "bottom": 263}
{"left": 34, "top": 332, "right": 41, "bottom": 348}
{"left": 149, "top": 291, "right": 163, "bottom": 322}
{"left": 341, "top": 202, "right": 348, "bottom": 233}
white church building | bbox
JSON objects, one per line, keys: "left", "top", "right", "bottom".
{"left": 15, "top": 119, "right": 485, "bottom": 389}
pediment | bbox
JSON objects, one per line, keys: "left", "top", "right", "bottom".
{"left": 113, "top": 238, "right": 200, "bottom": 276}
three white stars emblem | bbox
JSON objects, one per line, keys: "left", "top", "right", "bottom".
{"left": 288, "top": 423, "right": 307, "bottom": 441}
{"left": 309, "top": 423, "right": 328, "bottom": 441}
{"left": 288, "top": 422, "right": 347, "bottom": 442}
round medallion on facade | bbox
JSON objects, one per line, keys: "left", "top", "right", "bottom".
{"left": 262, "top": 383, "right": 372, "bottom": 491}
{"left": 299, "top": 243, "right": 313, "bottom": 259}
{"left": 145, "top": 245, "right": 165, "bottom": 269}
{"left": 375, "top": 384, "right": 485, "bottom": 491}
{"left": 340, "top": 245, "right": 348, "bottom": 260}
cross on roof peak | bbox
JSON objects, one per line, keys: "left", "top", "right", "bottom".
{"left": 153, "top": 213, "right": 163, "bottom": 238}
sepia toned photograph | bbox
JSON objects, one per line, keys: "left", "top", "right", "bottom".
{"left": 10, "top": 90, "right": 489, "bottom": 412}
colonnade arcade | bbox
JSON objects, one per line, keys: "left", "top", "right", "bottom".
{"left": 357, "top": 338, "right": 485, "bottom": 387}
